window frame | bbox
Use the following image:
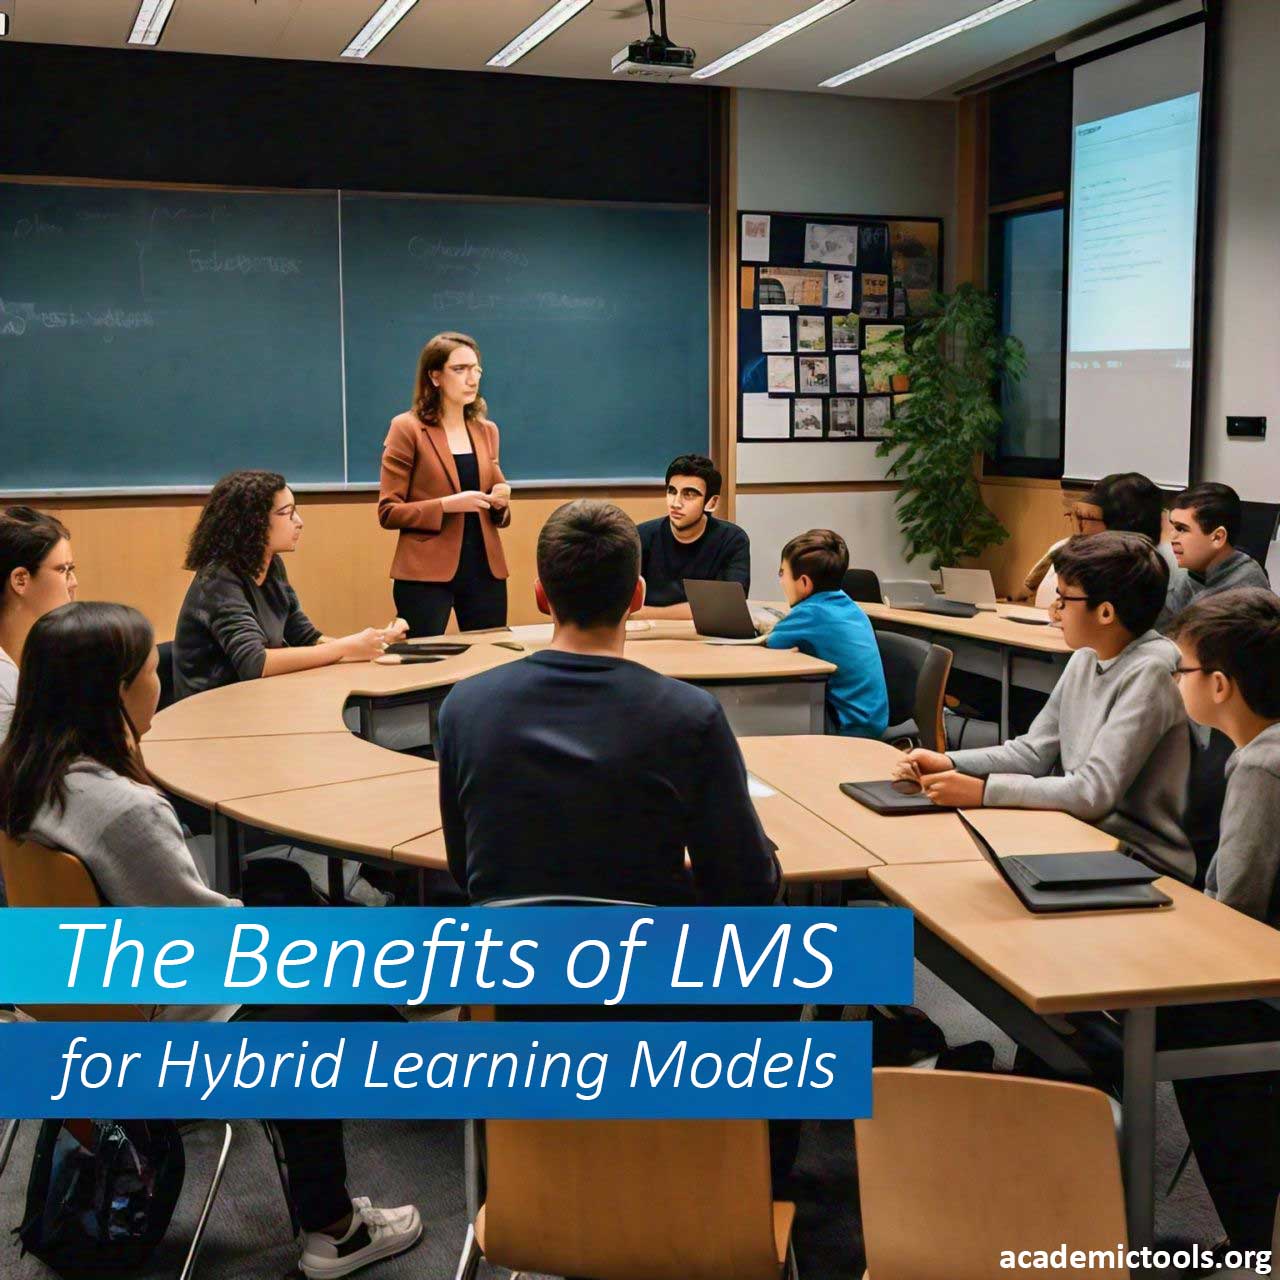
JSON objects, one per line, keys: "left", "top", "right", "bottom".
{"left": 985, "top": 196, "right": 1067, "bottom": 479}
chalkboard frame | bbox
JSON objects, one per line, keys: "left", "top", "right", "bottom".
{"left": 0, "top": 175, "right": 714, "bottom": 496}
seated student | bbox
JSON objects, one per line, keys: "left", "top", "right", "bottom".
{"left": 436, "top": 498, "right": 780, "bottom": 906}
{"left": 896, "top": 532, "right": 1194, "bottom": 881}
{"left": 1164, "top": 481, "right": 1272, "bottom": 620}
{"left": 633, "top": 454, "right": 750, "bottom": 621}
{"left": 1027, "top": 472, "right": 1186, "bottom": 622}
{"left": 0, "top": 601, "right": 422, "bottom": 1279}
{"left": 1161, "top": 587, "right": 1280, "bottom": 1250}
{"left": 0, "top": 506, "right": 77, "bottom": 737}
{"left": 174, "top": 470, "right": 405, "bottom": 699}
{"left": 763, "top": 528, "right": 888, "bottom": 739}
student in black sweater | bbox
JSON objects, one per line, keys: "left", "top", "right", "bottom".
{"left": 436, "top": 498, "right": 780, "bottom": 906}
{"left": 633, "top": 454, "right": 751, "bottom": 621}
{"left": 174, "top": 470, "right": 405, "bottom": 699}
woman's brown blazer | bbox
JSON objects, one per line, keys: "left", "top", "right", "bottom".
{"left": 378, "top": 412, "right": 511, "bottom": 582}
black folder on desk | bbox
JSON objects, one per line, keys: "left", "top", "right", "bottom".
{"left": 839, "top": 779, "right": 954, "bottom": 815}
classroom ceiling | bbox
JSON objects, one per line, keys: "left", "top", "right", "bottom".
{"left": 6, "top": 0, "right": 1151, "bottom": 98}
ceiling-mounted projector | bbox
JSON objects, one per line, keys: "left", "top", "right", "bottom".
{"left": 612, "top": 35, "right": 696, "bottom": 79}
{"left": 612, "top": 2, "right": 694, "bottom": 79}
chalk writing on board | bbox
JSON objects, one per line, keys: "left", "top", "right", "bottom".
{"left": 12, "top": 213, "right": 65, "bottom": 239}
{"left": 426, "top": 288, "right": 612, "bottom": 317}
{"left": 14, "top": 307, "right": 158, "bottom": 333}
{"left": 187, "top": 250, "right": 302, "bottom": 275}
{"left": 408, "top": 237, "right": 530, "bottom": 270}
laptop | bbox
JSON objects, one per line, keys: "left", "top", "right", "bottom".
{"left": 881, "top": 579, "right": 979, "bottom": 619}
{"left": 941, "top": 568, "right": 998, "bottom": 611}
{"left": 684, "top": 580, "right": 778, "bottom": 643}
{"left": 957, "top": 813, "right": 1171, "bottom": 913}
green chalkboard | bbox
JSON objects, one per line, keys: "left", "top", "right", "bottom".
{"left": 0, "top": 183, "right": 709, "bottom": 491}
{"left": 0, "top": 183, "right": 344, "bottom": 490}
{"left": 340, "top": 195, "right": 709, "bottom": 482}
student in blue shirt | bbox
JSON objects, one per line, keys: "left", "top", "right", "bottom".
{"left": 764, "top": 529, "right": 889, "bottom": 738}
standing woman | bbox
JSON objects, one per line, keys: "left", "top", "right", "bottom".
{"left": 0, "top": 506, "right": 78, "bottom": 737}
{"left": 378, "top": 333, "right": 511, "bottom": 637}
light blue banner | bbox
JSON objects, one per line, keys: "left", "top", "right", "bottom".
{"left": 0, "top": 1021, "right": 871, "bottom": 1119}
{"left": 0, "top": 907, "right": 913, "bottom": 1006}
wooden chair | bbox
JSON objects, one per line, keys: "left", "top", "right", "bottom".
{"left": 457, "top": 1117, "right": 797, "bottom": 1280}
{"left": 855, "top": 1068, "right": 1129, "bottom": 1279}
{"left": 0, "top": 833, "right": 290, "bottom": 1280}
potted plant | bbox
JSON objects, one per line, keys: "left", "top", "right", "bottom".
{"left": 861, "top": 283, "right": 1026, "bottom": 571}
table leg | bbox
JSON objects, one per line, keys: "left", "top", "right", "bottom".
{"left": 1122, "top": 1007, "right": 1157, "bottom": 1247}
{"left": 212, "top": 811, "right": 243, "bottom": 898}
{"left": 809, "top": 681, "right": 827, "bottom": 734}
{"left": 357, "top": 698, "right": 374, "bottom": 741}
{"left": 999, "top": 647, "right": 1011, "bottom": 741}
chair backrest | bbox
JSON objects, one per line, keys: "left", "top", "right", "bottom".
{"left": 875, "top": 630, "right": 927, "bottom": 728}
{"left": 157, "top": 640, "right": 176, "bottom": 712}
{"left": 856, "top": 1069, "right": 1129, "bottom": 1279}
{"left": 0, "top": 833, "right": 145, "bottom": 1023}
{"left": 1237, "top": 500, "right": 1280, "bottom": 573}
{"left": 875, "top": 631, "right": 952, "bottom": 751}
{"left": 912, "top": 643, "right": 953, "bottom": 755}
{"left": 843, "top": 568, "right": 883, "bottom": 604}
{"left": 482, "top": 1117, "right": 782, "bottom": 1280}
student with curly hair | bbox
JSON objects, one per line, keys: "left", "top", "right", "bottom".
{"left": 174, "top": 470, "right": 404, "bottom": 699}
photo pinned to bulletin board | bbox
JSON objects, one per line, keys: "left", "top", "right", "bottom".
{"left": 736, "top": 209, "right": 942, "bottom": 442}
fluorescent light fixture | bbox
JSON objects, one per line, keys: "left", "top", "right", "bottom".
{"left": 343, "top": 0, "right": 418, "bottom": 59}
{"left": 488, "top": 0, "right": 593, "bottom": 68}
{"left": 820, "top": 0, "right": 1039, "bottom": 88}
{"left": 691, "top": 0, "right": 853, "bottom": 80}
{"left": 0, "top": 13, "right": 8, "bottom": 38}
{"left": 128, "top": 0, "right": 177, "bottom": 46}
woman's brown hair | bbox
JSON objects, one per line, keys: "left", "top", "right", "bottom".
{"left": 184, "top": 470, "right": 286, "bottom": 580}
{"left": 0, "top": 601, "right": 154, "bottom": 836}
{"left": 412, "top": 332, "right": 488, "bottom": 426}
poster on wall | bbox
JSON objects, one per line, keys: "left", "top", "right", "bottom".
{"left": 889, "top": 220, "right": 942, "bottom": 314}
{"left": 736, "top": 210, "right": 941, "bottom": 446}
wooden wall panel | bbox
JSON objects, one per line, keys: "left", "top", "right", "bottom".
{"left": 973, "top": 479, "right": 1078, "bottom": 598}
{"left": 39, "top": 490, "right": 668, "bottom": 641}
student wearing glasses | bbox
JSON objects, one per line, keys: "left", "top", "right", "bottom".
{"left": 895, "top": 532, "right": 1194, "bottom": 881}
{"left": 633, "top": 454, "right": 750, "bottom": 621}
{"left": 378, "top": 332, "right": 512, "bottom": 638}
{"left": 1024, "top": 472, "right": 1186, "bottom": 621}
{"left": 174, "top": 470, "right": 402, "bottom": 699}
{"left": 0, "top": 506, "right": 77, "bottom": 737}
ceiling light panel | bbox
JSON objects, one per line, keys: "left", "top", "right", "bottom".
{"left": 488, "top": 0, "right": 594, "bottom": 68}
{"left": 820, "top": 0, "right": 1039, "bottom": 87}
{"left": 343, "top": 0, "right": 419, "bottom": 59}
{"left": 691, "top": 0, "right": 854, "bottom": 80}
{"left": 128, "top": 0, "right": 177, "bottom": 46}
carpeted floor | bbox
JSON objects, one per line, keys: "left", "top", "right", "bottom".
{"left": 0, "top": 963, "right": 1236, "bottom": 1279}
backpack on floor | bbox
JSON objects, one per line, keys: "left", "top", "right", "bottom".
{"left": 14, "top": 1117, "right": 185, "bottom": 1275}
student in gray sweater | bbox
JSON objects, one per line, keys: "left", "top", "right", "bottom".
{"left": 0, "top": 602, "right": 422, "bottom": 1279}
{"left": 895, "top": 532, "right": 1194, "bottom": 881}
{"left": 1160, "top": 587, "right": 1280, "bottom": 1250}
{"left": 1164, "top": 481, "right": 1272, "bottom": 622}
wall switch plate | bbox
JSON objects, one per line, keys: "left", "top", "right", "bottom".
{"left": 1227, "top": 416, "right": 1267, "bottom": 439}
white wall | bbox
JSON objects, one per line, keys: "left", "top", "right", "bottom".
{"left": 734, "top": 89, "right": 957, "bottom": 577}
{"left": 738, "top": 490, "right": 919, "bottom": 597}
{"left": 1202, "top": 0, "right": 1280, "bottom": 502}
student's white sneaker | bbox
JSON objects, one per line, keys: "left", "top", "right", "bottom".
{"left": 298, "top": 1197, "right": 422, "bottom": 1278}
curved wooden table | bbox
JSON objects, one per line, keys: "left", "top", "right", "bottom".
{"left": 142, "top": 634, "right": 836, "bottom": 893}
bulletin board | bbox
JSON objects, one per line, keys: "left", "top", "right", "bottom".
{"left": 737, "top": 211, "right": 943, "bottom": 449}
